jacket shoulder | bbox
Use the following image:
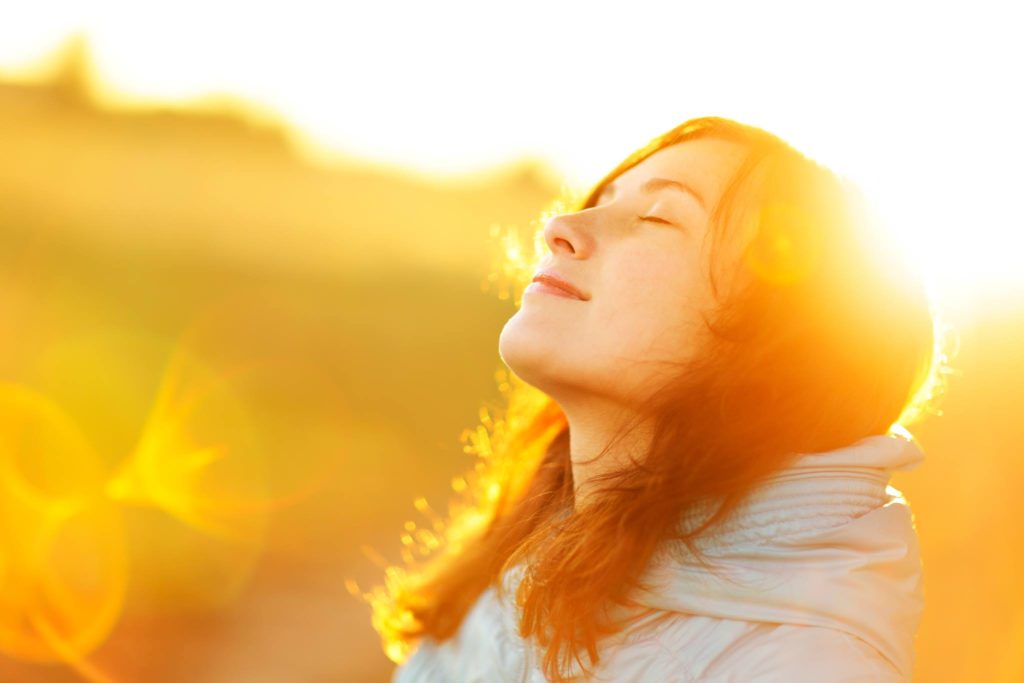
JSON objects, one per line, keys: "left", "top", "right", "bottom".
{"left": 696, "top": 623, "right": 906, "bottom": 682}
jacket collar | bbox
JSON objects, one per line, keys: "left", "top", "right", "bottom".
{"left": 630, "top": 429, "right": 926, "bottom": 678}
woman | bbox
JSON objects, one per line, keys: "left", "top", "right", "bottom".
{"left": 368, "top": 116, "right": 947, "bottom": 681}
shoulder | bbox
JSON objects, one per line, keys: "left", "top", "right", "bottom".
{"left": 695, "top": 623, "right": 907, "bottom": 682}
{"left": 391, "top": 585, "right": 529, "bottom": 683}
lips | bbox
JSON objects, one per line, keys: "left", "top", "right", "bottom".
{"left": 530, "top": 270, "right": 589, "bottom": 301}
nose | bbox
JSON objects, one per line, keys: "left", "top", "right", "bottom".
{"left": 542, "top": 208, "right": 595, "bottom": 258}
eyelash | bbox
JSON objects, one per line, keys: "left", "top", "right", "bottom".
{"left": 638, "top": 215, "right": 675, "bottom": 226}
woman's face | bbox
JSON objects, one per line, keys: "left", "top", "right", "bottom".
{"left": 498, "top": 137, "right": 751, "bottom": 408}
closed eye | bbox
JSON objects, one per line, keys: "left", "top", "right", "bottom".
{"left": 638, "top": 215, "right": 675, "bottom": 226}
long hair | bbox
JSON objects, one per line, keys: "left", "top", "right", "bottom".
{"left": 364, "top": 115, "right": 951, "bottom": 681}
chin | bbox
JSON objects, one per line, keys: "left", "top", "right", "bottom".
{"left": 499, "top": 321, "right": 560, "bottom": 389}
{"left": 497, "top": 319, "right": 531, "bottom": 374}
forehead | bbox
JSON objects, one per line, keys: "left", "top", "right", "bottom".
{"left": 610, "top": 137, "right": 750, "bottom": 206}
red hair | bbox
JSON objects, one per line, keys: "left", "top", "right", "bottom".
{"left": 366, "top": 116, "right": 950, "bottom": 681}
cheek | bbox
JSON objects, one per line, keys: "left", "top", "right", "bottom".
{"left": 596, "top": 251, "right": 709, "bottom": 354}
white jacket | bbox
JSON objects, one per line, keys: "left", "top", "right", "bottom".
{"left": 391, "top": 433, "right": 925, "bottom": 682}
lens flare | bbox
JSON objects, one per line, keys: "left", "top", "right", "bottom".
{"left": 0, "top": 383, "right": 127, "bottom": 668}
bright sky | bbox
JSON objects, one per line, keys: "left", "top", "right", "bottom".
{"left": 1, "top": 0, "right": 1021, "bottom": 304}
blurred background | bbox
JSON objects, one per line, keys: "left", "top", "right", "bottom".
{"left": 0, "top": 1, "right": 1021, "bottom": 681}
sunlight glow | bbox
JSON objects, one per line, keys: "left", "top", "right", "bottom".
{"left": 1, "top": 1, "right": 1020, "bottom": 298}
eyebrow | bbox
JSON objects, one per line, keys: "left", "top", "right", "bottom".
{"left": 598, "top": 176, "right": 707, "bottom": 211}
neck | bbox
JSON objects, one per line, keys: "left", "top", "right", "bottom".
{"left": 563, "top": 403, "right": 655, "bottom": 512}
